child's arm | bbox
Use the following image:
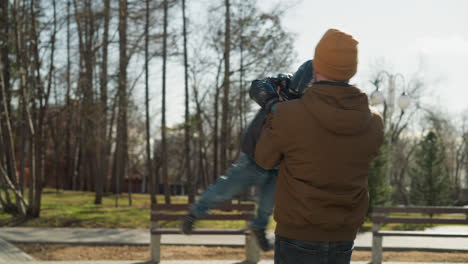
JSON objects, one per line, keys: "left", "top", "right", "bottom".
{"left": 249, "top": 60, "right": 314, "bottom": 112}
{"left": 249, "top": 74, "right": 292, "bottom": 113}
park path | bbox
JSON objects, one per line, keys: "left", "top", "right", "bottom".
{"left": 1, "top": 227, "right": 468, "bottom": 264}
{"left": 1, "top": 226, "right": 468, "bottom": 252}
{"left": 0, "top": 238, "right": 34, "bottom": 264}
{"left": 0, "top": 235, "right": 464, "bottom": 264}
{"left": 0, "top": 260, "right": 461, "bottom": 264}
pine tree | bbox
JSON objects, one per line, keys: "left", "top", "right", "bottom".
{"left": 410, "top": 131, "right": 452, "bottom": 206}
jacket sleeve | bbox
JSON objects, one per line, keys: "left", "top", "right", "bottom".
{"left": 289, "top": 60, "right": 314, "bottom": 95}
{"left": 255, "top": 109, "right": 284, "bottom": 169}
{"left": 249, "top": 79, "right": 280, "bottom": 113}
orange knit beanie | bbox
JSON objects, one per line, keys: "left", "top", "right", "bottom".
{"left": 313, "top": 29, "right": 358, "bottom": 81}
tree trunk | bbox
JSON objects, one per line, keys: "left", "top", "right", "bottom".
{"left": 220, "top": 0, "right": 231, "bottom": 173}
{"left": 12, "top": 0, "right": 27, "bottom": 196}
{"left": 105, "top": 91, "right": 118, "bottom": 193}
{"left": 46, "top": 0, "right": 58, "bottom": 192}
{"left": 213, "top": 84, "right": 220, "bottom": 184}
{"left": 95, "top": 0, "right": 111, "bottom": 205}
{"left": 84, "top": 0, "right": 97, "bottom": 193}
{"left": 64, "top": 0, "right": 73, "bottom": 190}
{"left": 128, "top": 153, "right": 132, "bottom": 206}
{"left": 212, "top": 59, "right": 223, "bottom": 184}
{"left": 161, "top": 0, "right": 170, "bottom": 204}
{"left": 13, "top": 0, "right": 33, "bottom": 213}
{"left": 29, "top": 0, "right": 50, "bottom": 218}
{"left": 192, "top": 82, "right": 206, "bottom": 193}
{"left": 145, "top": 0, "right": 156, "bottom": 205}
{"left": 114, "top": 0, "right": 129, "bottom": 206}
{"left": 182, "top": 0, "right": 193, "bottom": 203}
{"left": 238, "top": 4, "right": 245, "bottom": 157}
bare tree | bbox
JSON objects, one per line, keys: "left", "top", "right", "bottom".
{"left": 94, "top": 0, "right": 111, "bottom": 205}
{"left": 0, "top": 0, "right": 299, "bottom": 219}
{"left": 212, "top": 59, "right": 221, "bottom": 182}
{"left": 185, "top": 0, "right": 296, "bottom": 188}
{"left": 182, "top": 0, "right": 193, "bottom": 202}
{"left": 27, "top": 0, "right": 56, "bottom": 217}
{"left": 64, "top": 0, "right": 73, "bottom": 191}
{"left": 220, "top": 0, "right": 231, "bottom": 173}
{"left": 0, "top": 0, "right": 26, "bottom": 215}
{"left": 113, "top": 0, "right": 129, "bottom": 206}
{"left": 161, "top": 0, "right": 170, "bottom": 203}
{"left": 145, "top": 0, "right": 156, "bottom": 205}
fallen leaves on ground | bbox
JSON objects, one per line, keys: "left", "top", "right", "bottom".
{"left": 14, "top": 244, "right": 468, "bottom": 262}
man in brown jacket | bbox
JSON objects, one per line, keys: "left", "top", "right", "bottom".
{"left": 255, "top": 29, "right": 384, "bottom": 264}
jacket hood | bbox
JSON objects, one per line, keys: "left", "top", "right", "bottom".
{"left": 301, "top": 82, "right": 372, "bottom": 135}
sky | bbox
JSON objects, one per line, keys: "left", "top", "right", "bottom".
{"left": 157, "top": 0, "right": 468, "bottom": 126}
{"left": 261, "top": 0, "right": 468, "bottom": 114}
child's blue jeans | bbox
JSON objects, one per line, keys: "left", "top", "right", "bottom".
{"left": 190, "top": 153, "right": 278, "bottom": 230}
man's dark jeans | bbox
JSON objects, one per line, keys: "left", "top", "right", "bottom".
{"left": 274, "top": 235, "right": 354, "bottom": 264}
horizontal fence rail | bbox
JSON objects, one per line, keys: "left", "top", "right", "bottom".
{"left": 372, "top": 216, "right": 468, "bottom": 225}
{"left": 151, "top": 213, "right": 254, "bottom": 221}
{"left": 151, "top": 228, "right": 249, "bottom": 235}
{"left": 374, "top": 230, "right": 468, "bottom": 238}
{"left": 151, "top": 203, "right": 255, "bottom": 211}
{"left": 373, "top": 206, "right": 468, "bottom": 214}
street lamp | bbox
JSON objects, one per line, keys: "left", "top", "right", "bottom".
{"left": 369, "top": 71, "right": 413, "bottom": 188}
{"left": 397, "top": 92, "right": 411, "bottom": 110}
{"left": 369, "top": 71, "right": 412, "bottom": 122}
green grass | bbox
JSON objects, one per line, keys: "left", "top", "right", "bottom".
{"left": 0, "top": 189, "right": 460, "bottom": 231}
{"left": 0, "top": 189, "right": 275, "bottom": 229}
{"left": 0, "top": 189, "right": 154, "bottom": 228}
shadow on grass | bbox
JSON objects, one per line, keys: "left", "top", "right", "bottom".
{"left": 2, "top": 216, "right": 84, "bottom": 227}
{"left": 75, "top": 210, "right": 107, "bottom": 215}
{"left": 0, "top": 216, "right": 30, "bottom": 227}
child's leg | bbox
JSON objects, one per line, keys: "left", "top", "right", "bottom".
{"left": 190, "top": 153, "right": 257, "bottom": 217}
{"left": 251, "top": 169, "right": 278, "bottom": 230}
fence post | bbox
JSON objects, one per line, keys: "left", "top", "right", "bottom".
{"left": 371, "top": 221, "right": 383, "bottom": 264}
{"left": 150, "top": 222, "right": 161, "bottom": 264}
{"left": 245, "top": 232, "right": 260, "bottom": 263}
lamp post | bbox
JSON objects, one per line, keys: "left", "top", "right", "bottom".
{"left": 369, "top": 71, "right": 412, "bottom": 190}
{"left": 369, "top": 71, "right": 411, "bottom": 132}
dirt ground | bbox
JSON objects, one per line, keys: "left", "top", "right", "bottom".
{"left": 14, "top": 244, "right": 468, "bottom": 262}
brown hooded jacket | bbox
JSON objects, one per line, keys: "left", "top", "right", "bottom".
{"left": 255, "top": 81, "right": 384, "bottom": 242}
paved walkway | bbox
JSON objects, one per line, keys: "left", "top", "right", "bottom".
{"left": 1, "top": 226, "right": 468, "bottom": 252}
{"left": 1, "top": 227, "right": 468, "bottom": 264}
{"left": 0, "top": 261, "right": 463, "bottom": 264}
{"left": 0, "top": 261, "right": 464, "bottom": 264}
{"left": 0, "top": 238, "right": 34, "bottom": 264}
